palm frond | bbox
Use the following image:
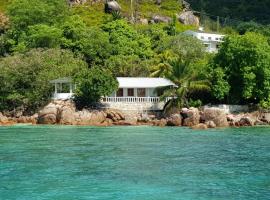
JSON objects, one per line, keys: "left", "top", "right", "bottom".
{"left": 189, "top": 80, "right": 211, "bottom": 92}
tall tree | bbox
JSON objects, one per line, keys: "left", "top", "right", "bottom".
{"left": 211, "top": 32, "right": 270, "bottom": 104}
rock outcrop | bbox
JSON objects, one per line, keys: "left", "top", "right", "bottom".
{"left": 239, "top": 117, "right": 255, "bottom": 126}
{"left": 37, "top": 100, "right": 125, "bottom": 126}
{"left": 69, "top": 0, "right": 87, "bottom": 6}
{"left": 151, "top": 15, "right": 172, "bottom": 23}
{"left": 16, "top": 115, "right": 38, "bottom": 124}
{"left": 0, "top": 12, "right": 9, "bottom": 32}
{"left": 0, "top": 112, "right": 10, "bottom": 125}
{"left": 203, "top": 108, "right": 229, "bottom": 127}
{"left": 205, "top": 120, "right": 216, "bottom": 128}
{"left": 177, "top": 11, "right": 199, "bottom": 26}
{"left": 167, "top": 114, "right": 182, "bottom": 126}
{"left": 192, "top": 123, "right": 208, "bottom": 130}
{"left": 182, "top": 107, "right": 200, "bottom": 127}
{"left": 105, "top": 0, "right": 121, "bottom": 13}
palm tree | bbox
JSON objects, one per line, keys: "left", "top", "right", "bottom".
{"left": 151, "top": 52, "right": 210, "bottom": 108}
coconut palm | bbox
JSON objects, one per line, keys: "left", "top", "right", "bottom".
{"left": 151, "top": 52, "right": 210, "bottom": 108}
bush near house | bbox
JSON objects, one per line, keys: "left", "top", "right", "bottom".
{"left": 74, "top": 67, "right": 118, "bottom": 108}
{"left": 0, "top": 48, "right": 87, "bottom": 114}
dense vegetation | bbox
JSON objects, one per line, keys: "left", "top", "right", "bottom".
{"left": 0, "top": 0, "right": 270, "bottom": 115}
{"left": 188, "top": 0, "right": 270, "bottom": 25}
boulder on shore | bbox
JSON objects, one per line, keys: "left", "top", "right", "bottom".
{"left": 239, "top": 117, "right": 254, "bottom": 126}
{"left": 192, "top": 123, "right": 208, "bottom": 130}
{"left": 167, "top": 114, "right": 182, "bottom": 126}
{"left": 0, "top": 112, "right": 12, "bottom": 125}
{"left": 203, "top": 108, "right": 228, "bottom": 127}
{"left": 182, "top": 107, "right": 200, "bottom": 127}
{"left": 37, "top": 103, "right": 60, "bottom": 124}
{"left": 37, "top": 100, "right": 125, "bottom": 126}
{"left": 152, "top": 119, "right": 167, "bottom": 127}
{"left": 205, "top": 120, "right": 216, "bottom": 128}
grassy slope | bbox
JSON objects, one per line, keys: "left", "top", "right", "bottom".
{"left": 0, "top": 0, "right": 9, "bottom": 12}
{"left": 72, "top": 0, "right": 183, "bottom": 26}
{"left": 0, "top": 0, "right": 193, "bottom": 31}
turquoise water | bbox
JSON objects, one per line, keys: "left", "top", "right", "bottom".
{"left": 0, "top": 126, "right": 270, "bottom": 200}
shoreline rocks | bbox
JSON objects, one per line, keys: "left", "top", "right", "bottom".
{"left": 2, "top": 101, "right": 270, "bottom": 129}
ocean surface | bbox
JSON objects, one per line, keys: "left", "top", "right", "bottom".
{"left": 0, "top": 125, "right": 270, "bottom": 200}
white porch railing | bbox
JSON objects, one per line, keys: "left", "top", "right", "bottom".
{"left": 102, "top": 97, "right": 172, "bottom": 103}
{"left": 52, "top": 93, "right": 73, "bottom": 100}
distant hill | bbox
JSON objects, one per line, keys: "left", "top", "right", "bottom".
{"left": 187, "top": 0, "right": 270, "bottom": 24}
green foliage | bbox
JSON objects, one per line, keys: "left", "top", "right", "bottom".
{"left": 151, "top": 35, "right": 210, "bottom": 108}
{"left": 135, "top": 0, "right": 181, "bottom": 18}
{"left": 1, "top": 0, "right": 270, "bottom": 112}
{"left": 71, "top": 2, "right": 109, "bottom": 27}
{"left": 79, "top": 28, "right": 112, "bottom": 65}
{"left": 61, "top": 16, "right": 112, "bottom": 65}
{"left": 209, "top": 67, "right": 230, "bottom": 101}
{"left": 102, "top": 20, "right": 153, "bottom": 58}
{"left": 188, "top": 99, "right": 202, "bottom": 108}
{"left": 105, "top": 55, "right": 150, "bottom": 77}
{"left": 0, "top": 0, "right": 9, "bottom": 11}
{"left": 7, "top": 0, "right": 68, "bottom": 30}
{"left": 259, "top": 98, "right": 270, "bottom": 110}
{"left": 0, "top": 48, "right": 87, "bottom": 113}
{"left": 211, "top": 32, "right": 270, "bottom": 104}
{"left": 74, "top": 67, "right": 118, "bottom": 107}
{"left": 164, "top": 16, "right": 177, "bottom": 36}
{"left": 138, "top": 23, "right": 168, "bottom": 49}
{"left": 188, "top": 0, "right": 270, "bottom": 24}
{"left": 27, "top": 24, "right": 63, "bottom": 48}
{"left": 236, "top": 22, "right": 270, "bottom": 43}
{"left": 157, "top": 34, "right": 206, "bottom": 65}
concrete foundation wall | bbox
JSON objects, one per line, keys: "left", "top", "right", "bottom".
{"left": 203, "top": 104, "right": 250, "bottom": 114}
{"left": 101, "top": 102, "right": 166, "bottom": 111}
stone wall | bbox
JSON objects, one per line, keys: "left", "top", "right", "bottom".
{"left": 203, "top": 104, "right": 250, "bottom": 114}
{"left": 101, "top": 102, "right": 166, "bottom": 111}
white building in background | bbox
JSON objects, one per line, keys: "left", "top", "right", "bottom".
{"left": 184, "top": 30, "right": 225, "bottom": 53}
{"left": 50, "top": 77, "right": 177, "bottom": 111}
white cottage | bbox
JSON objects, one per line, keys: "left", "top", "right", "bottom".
{"left": 50, "top": 77, "right": 176, "bottom": 111}
{"left": 184, "top": 30, "right": 225, "bottom": 53}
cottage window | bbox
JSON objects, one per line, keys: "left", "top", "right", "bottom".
{"left": 201, "top": 36, "right": 204, "bottom": 39}
{"left": 128, "top": 88, "right": 134, "bottom": 96}
{"left": 56, "top": 83, "right": 70, "bottom": 93}
{"left": 116, "top": 88, "right": 124, "bottom": 97}
{"left": 137, "top": 88, "right": 146, "bottom": 97}
{"left": 208, "top": 37, "right": 211, "bottom": 40}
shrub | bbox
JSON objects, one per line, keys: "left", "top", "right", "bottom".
{"left": 74, "top": 67, "right": 118, "bottom": 108}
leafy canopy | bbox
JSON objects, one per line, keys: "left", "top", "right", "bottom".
{"left": 211, "top": 32, "right": 270, "bottom": 104}
{"left": 0, "top": 48, "right": 87, "bottom": 113}
{"left": 74, "top": 67, "right": 118, "bottom": 108}
{"left": 7, "top": 0, "right": 69, "bottom": 30}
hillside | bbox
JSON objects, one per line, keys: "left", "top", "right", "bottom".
{"left": 0, "top": 0, "right": 183, "bottom": 26}
{"left": 72, "top": 0, "right": 183, "bottom": 26}
{"left": 188, "top": 0, "right": 270, "bottom": 25}
{"left": 0, "top": 0, "right": 9, "bottom": 11}
{"left": 1, "top": 0, "right": 269, "bottom": 26}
